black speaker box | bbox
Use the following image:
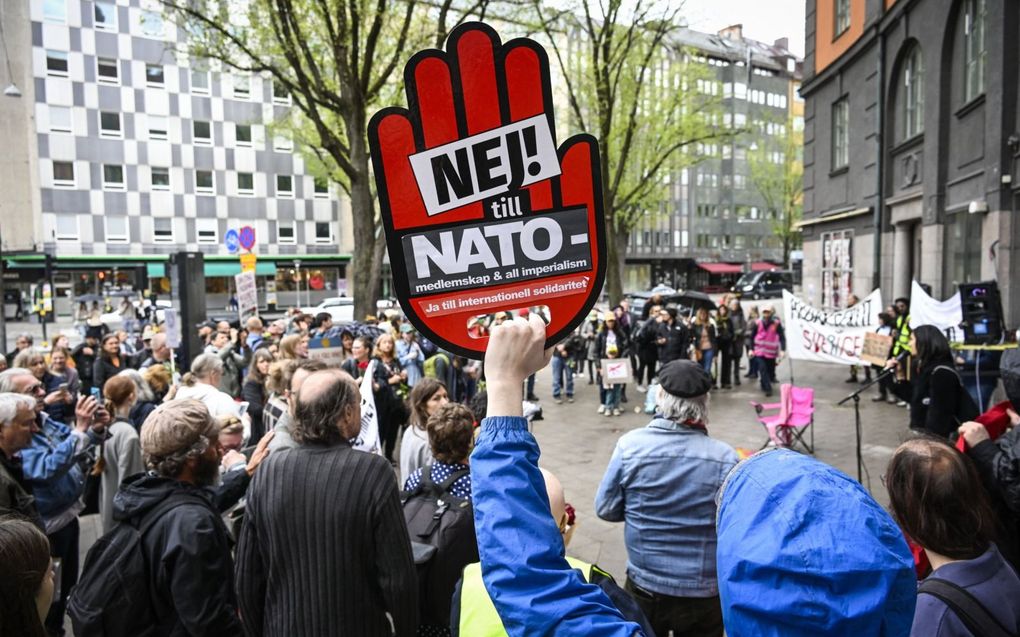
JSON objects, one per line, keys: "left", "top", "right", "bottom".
{"left": 169, "top": 252, "right": 206, "bottom": 364}
{"left": 959, "top": 281, "right": 1004, "bottom": 344}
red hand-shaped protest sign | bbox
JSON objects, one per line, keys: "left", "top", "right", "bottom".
{"left": 369, "top": 22, "right": 606, "bottom": 358}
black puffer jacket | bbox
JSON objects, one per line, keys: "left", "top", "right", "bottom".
{"left": 111, "top": 474, "right": 244, "bottom": 637}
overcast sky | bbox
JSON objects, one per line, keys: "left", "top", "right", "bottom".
{"left": 681, "top": 0, "right": 806, "bottom": 58}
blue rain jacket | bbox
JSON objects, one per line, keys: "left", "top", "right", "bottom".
{"left": 716, "top": 449, "right": 917, "bottom": 637}
{"left": 471, "top": 416, "right": 644, "bottom": 637}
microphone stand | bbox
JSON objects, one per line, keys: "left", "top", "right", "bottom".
{"left": 838, "top": 365, "right": 898, "bottom": 484}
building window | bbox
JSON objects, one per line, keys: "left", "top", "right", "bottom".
{"left": 821, "top": 230, "right": 853, "bottom": 309}
{"left": 278, "top": 223, "right": 296, "bottom": 244}
{"left": 151, "top": 167, "right": 170, "bottom": 191}
{"left": 106, "top": 216, "right": 129, "bottom": 243}
{"left": 834, "top": 0, "right": 851, "bottom": 36}
{"left": 103, "top": 164, "right": 125, "bottom": 191}
{"left": 943, "top": 211, "right": 982, "bottom": 297}
{"left": 276, "top": 175, "right": 293, "bottom": 197}
{"left": 831, "top": 97, "right": 849, "bottom": 170}
{"left": 140, "top": 11, "right": 164, "bottom": 38}
{"left": 195, "top": 170, "right": 214, "bottom": 194}
{"left": 273, "top": 135, "right": 293, "bottom": 152}
{"left": 99, "top": 111, "right": 122, "bottom": 138}
{"left": 52, "top": 161, "right": 75, "bottom": 188}
{"left": 313, "top": 177, "right": 329, "bottom": 198}
{"left": 43, "top": 0, "right": 66, "bottom": 22}
{"left": 272, "top": 80, "right": 291, "bottom": 105}
{"left": 193, "top": 121, "right": 212, "bottom": 145}
{"left": 902, "top": 46, "right": 924, "bottom": 139}
{"left": 153, "top": 218, "right": 174, "bottom": 243}
{"left": 148, "top": 115, "right": 168, "bottom": 141}
{"left": 49, "top": 106, "right": 72, "bottom": 133}
{"left": 190, "top": 69, "right": 210, "bottom": 94}
{"left": 963, "top": 0, "right": 986, "bottom": 103}
{"left": 97, "top": 57, "right": 119, "bottom": 84}
{"left": 235, "top": 124, "right": 252, "bottom": 147}
{"left": 55, "top": 215, "right": 78, "bottom": 241}
{"left": 233, "top": 75, "right": 251, "bottom": 99}
{"left": 145, "top": 64, "right": 165, "bottom": 86}
{"left": 237, "top": 172, "right": 254, "bottom": 196}
{"left": 93, "top": 2, "right": 116, "bottom": 30}
{"left": 196, "top": 218, "right": 218, "bottom": 244}
{"left": 314, "top": 222, "right": 333, "bottom": 244}
{"left": 46, "top": 50, "right": 68, "bottom": 77}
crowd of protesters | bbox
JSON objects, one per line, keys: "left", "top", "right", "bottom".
{"left": 0, "top": 293, "right": 1018, "bottom": 637}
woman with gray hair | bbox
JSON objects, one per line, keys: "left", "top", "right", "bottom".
{"left": 174, "top": 354, "right": 250, "bottom": 439}
{"left": 117, "top": 368, "right": 159, "bottom": 431}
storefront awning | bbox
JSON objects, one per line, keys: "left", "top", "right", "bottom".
{"left": 698, "top": 262, "right": 742, "bottom": 274}
{"left": 203, "top": 262, "right": 277, "bottom": 277}
{"left": 750, "top": 261, "right": 781, "bottom": 272}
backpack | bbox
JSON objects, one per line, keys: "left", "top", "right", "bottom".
{"left": 424, "top": 352, "right": 450, "bottom": 379}
{"left": 402, "top": 465, "right": 479, "bottom": 627}
{"left": 918, "top": 578, "right": 1017, "bottom": 637}
{"left": 68, "top": 493, "right": 205, "bottom": 636}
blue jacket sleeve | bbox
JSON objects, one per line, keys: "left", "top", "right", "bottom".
{"left": 471, "top": 416, "right": 644, "bottom": 637}
{"left": 594, "top": 445, "right": 626, "bottom": 522}
{"left": 21, "top": 425, "right": 81, "bottom": 484}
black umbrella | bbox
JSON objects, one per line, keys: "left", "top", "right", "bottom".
{"left": 678, "top": 290, "right": 716, "bottom": 312}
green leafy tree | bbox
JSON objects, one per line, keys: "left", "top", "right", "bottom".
{"left": 747, "top": 114, "right": 803, "bottom": 267}
{"left": 160, "top": 0, "right": 496, "bottom": 320}
{"left": 530, "top": 0, "right": 735, "bottom": 304}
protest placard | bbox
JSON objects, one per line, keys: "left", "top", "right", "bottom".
{"left": 369, "top": 22, "right": 606, "bottom": 358}
{"left": 861, "top": 332, "right": 895, "bottom": 366}
{"left": 234, "top": 271, "right": 258, "bottom": 322}
{"left": 783, "top": 289, "right": 883, "bottom": 365}
{"left": 601, "top": 358, "right": 632, "bottom": 385}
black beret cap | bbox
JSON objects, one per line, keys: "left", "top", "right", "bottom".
{"left": 658, "top": 360, "right": 713, "bottom": 398}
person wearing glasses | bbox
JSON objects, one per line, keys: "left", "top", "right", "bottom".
{"left": 0, "top": 367, "right": 108, "bottom": 635}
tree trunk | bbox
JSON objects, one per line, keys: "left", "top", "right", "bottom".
{"left": 347, "top": 109, "right": 380, "bottom": 322}
{"left": 604, "top": 221, "right": 629, "bottom": 306}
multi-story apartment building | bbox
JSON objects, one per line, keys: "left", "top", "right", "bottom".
{"left": 624, "top": 25, "right": 803, "bottom": 292}
{"left": 800, "top": 0, "right": 1020, "bottom": 317}
{"left": 0, "top": 0, "right": 352, "bottom": 317}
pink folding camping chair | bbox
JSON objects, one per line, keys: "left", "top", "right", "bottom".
{"left": 750, "top": 384, "right": 815, "bottom": 454}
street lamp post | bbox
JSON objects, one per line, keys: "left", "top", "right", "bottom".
{"left": 294, "top": 260, "right": 302, "bottom": 310}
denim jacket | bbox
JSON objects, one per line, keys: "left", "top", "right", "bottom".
{"left": 21, "top": 413, "right": 96, "bottom": 520}
{"left": 595, "top": 417, "right": 738, "bottom": 597}
{"left": 472, "top": 416, "right": 644, "bottom": 637}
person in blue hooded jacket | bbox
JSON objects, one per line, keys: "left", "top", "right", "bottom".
{"left": 715, "top": 448, "right": 918, "bottom": 637}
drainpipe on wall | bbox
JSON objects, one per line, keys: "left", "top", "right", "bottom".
{"left": 873, "top": 35, "right": 885, "bottom": 292}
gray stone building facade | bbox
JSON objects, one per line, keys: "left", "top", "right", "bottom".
{"left": 800, "top": 0, "right": 1020, "bottom": 318}
{"left": 624, "top": 25, "right": 802, "bottom": 292}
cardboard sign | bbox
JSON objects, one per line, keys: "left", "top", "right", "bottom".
{"left": 163, "top": 308, "right": 181, "bottom": 349}
{"left": 369, "top": 22, "right": 606, "bottom": 358}
{"left": 601, "top": 358, "right": 632, "bottom": 384}
{"left": 234, "top": 271, "right": 258, "bottom": 321}
{"left": 860, "top": 332, "right": 894, "bottom": 367}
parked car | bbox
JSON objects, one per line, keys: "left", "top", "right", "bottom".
{"left": 730, "top": 270, "right": 794, "bottom": 299}
{"left": 302, "top": 297, "right": 355, "bottom": 323}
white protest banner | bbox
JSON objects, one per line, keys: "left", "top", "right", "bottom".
{"left": 353, "top": 360, "right": 382, "bottom": 455}
{"left": 306, "top": 336, "right": 347, "bottom": 367}
{"left": 783, "top": 289, "right": 883, "bottom": 365}
{"left": 909, "top": 280, "right": 963, "bottom": 342}
{"left": 234, "top": 271, "right": 258, "bottom": 322}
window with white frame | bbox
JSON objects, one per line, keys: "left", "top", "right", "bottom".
{"left": 272, "top": 80, "right": 291, "bottom": 105}
{"left": 93, "top": 2, "right": 116, "bottom": 30}
{"left": 105, "top": 216, "right": 129, "bottom": 243}
{"left": 313, "top": 177, "right": 329, "bottom": 199}
{"left": 193, "top": 121, "right": 211, "bottom": 145}
{"left": 43, "top": 0, "right": 66, "bottom": 23}
{"left": 55, "top": 215, "right": 77, "bottom": 241}
{"left": 963, "top": 0, "right": 986, "bottom": 103}
{"left": 273, "top": 135, "right": 293, "bottom": 152}
{"left": 831, "top": 97, "right": 849, "bottom": 169}
{"left": 46, "top": 50, "right": 68, "bottom": 77}
{"left": 153, "top": 218, "right": 174, "bottom": 243}
{"left": 195, "top": 170, "right": 214, "bottom": 194}
{"left": 97, "top": 57, "right": 119, "bottom": 84}
{"left": 52, "top": 161, "right": 75, "bottom": 188}
{"left": 190, "top": 69, "right": 209, "bottom": 94}
{"left": 278, "top": 223, "right": 296, "bottom": 244}
{"left": 196, "top": 218, "right": 218, "bottom": 244}
{"left": 276, "top": 175, "right": 293, "bottom": 197}
{"left": 151, "top": 167, "right": 170, "bottom": 191}
{"left": 148, "top": 115, "right": 168, "bottom": 140}
{"left": 100, "top": 111, "right": 122, "bottom": 138}
{"left": 145, "top": 64, "right": 164, "bottom": 86}
{"left": 237, "top": 172, "right": 254, "bottom": 195}
{"left": 902, "top": 45, "right": 924, "bottom": 140}
{"left": 235, "top": 124, "right": 252, "bottom": 146}
{"left": 103, "top": 164, "right": 125, "bottom": 190}
{"left": 140, "top": 11, "right": 164, "bottom": 38}
{"left": 233, "top": 75, "right": 251, "bottom": 99}
{"left": 49, "top": 106, "right": 72, "bottom": 133}
{"left": 314, "top": 222, "right": 333, "bottom": 244}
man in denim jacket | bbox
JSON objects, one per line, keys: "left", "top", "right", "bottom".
{"left": 595, "top": 360, "right": 737, "bottom": 637}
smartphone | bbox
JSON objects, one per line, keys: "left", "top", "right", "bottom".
{"left": 90, "top": 387, "right": 101, "bottom": 401}
{"left": 57, "top": 383, "right": 69, "bottom": 393}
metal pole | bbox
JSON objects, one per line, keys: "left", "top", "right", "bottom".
{"left": 0, "top": 229, "right": 6, "bottom": 353}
